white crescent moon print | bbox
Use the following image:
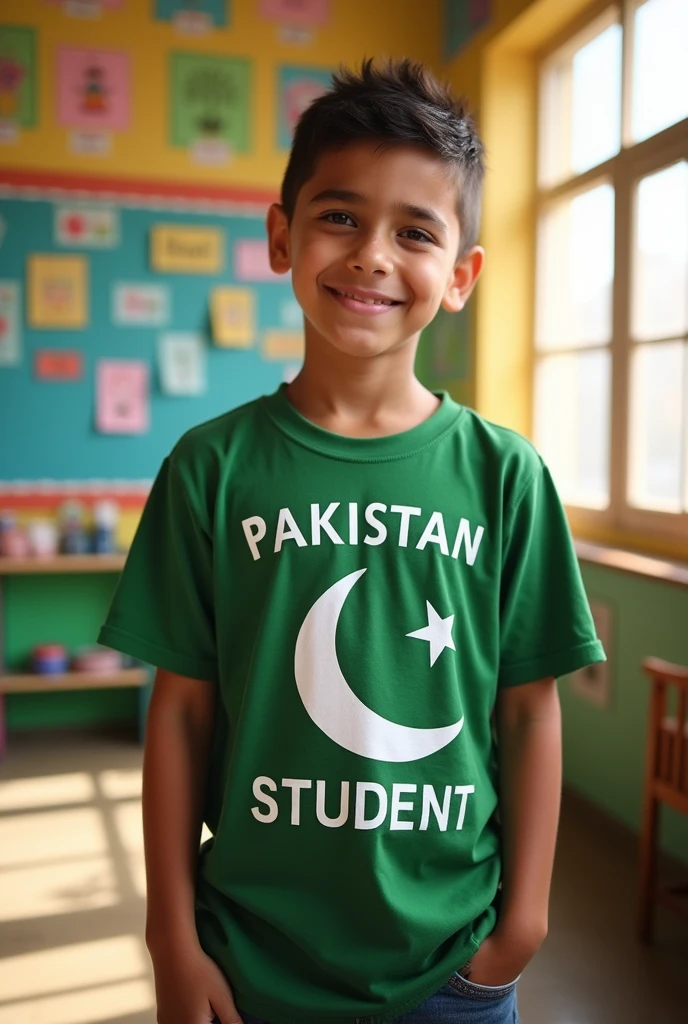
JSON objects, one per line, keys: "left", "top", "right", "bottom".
{"left": 294, "top": 568, "right": 464, "bottom": 762}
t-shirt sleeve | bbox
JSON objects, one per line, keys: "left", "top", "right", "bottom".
{"left": 498, "top": 458, "right": 606, "bottom": 687}
{"left": 98, "top": 455, "right": 218, "bottom": 682}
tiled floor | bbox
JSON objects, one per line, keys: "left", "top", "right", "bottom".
{"left": 0, "top": 731, "right": 685, "bottom": 1024}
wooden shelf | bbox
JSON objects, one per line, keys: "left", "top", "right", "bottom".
{"left": 0, "top": 554, "right": 126, "bottom": 575}
{"left": 0, "top": 668, "right": 149, "bottom": 694}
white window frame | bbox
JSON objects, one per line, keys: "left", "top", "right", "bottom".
{"left": 535, "top": 0, "right": 688, "bottom": 550}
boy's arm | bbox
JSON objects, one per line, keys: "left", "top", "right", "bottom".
{"left": 462, "top": 676, "right": 562, "bottom": 985}
{"left": 143, "top": 668, "right": 242, "bottom": 1024}
{"left": 495, "top": 676, "right": 562, "bottom": 945}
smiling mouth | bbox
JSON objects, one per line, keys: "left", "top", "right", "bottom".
{"left": 325, "top": 286, "right": 402, "bottom": 307}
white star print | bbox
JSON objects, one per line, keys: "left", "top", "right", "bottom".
{"left": 406, "top": 601, "right": 456, "bottom": 667}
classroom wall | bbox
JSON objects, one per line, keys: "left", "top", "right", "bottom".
{"left": 0, "top": 0, "right": 445, "bottom": 730}
{"left": 0, "top": 0, "right": 442, "bottom": 190}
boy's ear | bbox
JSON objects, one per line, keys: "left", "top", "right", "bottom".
{"left": 441, "top": 246, "right": 485, "bottom": 313}
{"left": 267, "top": 203, "right": 291, "bottom": 274}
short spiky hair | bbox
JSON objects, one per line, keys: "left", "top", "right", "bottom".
{"left": 280, "top": 58, "right": 486, "bottom": 256}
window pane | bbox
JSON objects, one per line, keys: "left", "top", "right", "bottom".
{"left": 628, "top": 341, "right": 685, "bottom": 511}
{"left": 632, "top": 161, "right": 688, "bottom": 341}
{"left": 534, "top": 350, "right": 611, "bottom": 508}
{"left": 572, "top": 24, "right": 622, "bottom": 175}
{"left": 631, "top": 0, "right": 688, "bottom": 144}
{"left": 536, "top": 184, "right": 615, "bottom": 349}
{"left": 539, "top": 16, "right": 621, "bottom": 187}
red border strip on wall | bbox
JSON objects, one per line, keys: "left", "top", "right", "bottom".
{"left": 0, "top": 167, "right": 280, "bottom": 207}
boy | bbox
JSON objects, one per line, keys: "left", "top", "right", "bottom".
{"left": 99, "top": 59, "right": 605, "bottom": 1024}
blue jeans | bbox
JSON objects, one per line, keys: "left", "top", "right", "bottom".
{"left": 233, "top": 972, "right": 520, "bottom": 1023}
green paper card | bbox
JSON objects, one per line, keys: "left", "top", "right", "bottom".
{"left": 170, "top": 53, "right": 250, "bottom": 152}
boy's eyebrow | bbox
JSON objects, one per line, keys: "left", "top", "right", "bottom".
{"left": 309, "top": 189, "right": 448, "bottom": 235}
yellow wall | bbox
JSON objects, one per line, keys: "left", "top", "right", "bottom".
{"left": 1, "top": 0, "right": 442, "bottom": 191}
{"left": 442, "top": 0, "right": 597, "bottom": 430}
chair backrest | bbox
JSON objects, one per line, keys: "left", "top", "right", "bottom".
{"left": 642, "top": 657, "right": 688, "bottom": 807}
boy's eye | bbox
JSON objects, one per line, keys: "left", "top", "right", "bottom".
{"left": 322, "top": 211, "right": 356, "bottom": 227}
{"left": 400, "top": 228, "right": 434, "bottom": 244}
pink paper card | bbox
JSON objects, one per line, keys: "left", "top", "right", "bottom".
{"left": 96, "top": 359, "right": 149, "bottom": 434}
{"left": 58, "top": 47, "right": 130, "bottom": 130}
{"left": 234, "top": 239, "right": 284, "bottom": 282}
{"left": 259, "top": 0, "right": 329, "bottom": 27}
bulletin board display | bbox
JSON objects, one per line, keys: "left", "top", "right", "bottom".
{"left": 0, "top": 189, "right": 301, "bottom": 482}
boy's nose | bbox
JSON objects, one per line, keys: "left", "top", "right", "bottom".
{"left": 347, "top": 237, "right": 394, "bottom": 276}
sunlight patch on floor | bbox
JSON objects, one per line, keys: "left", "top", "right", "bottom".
{"left": 98, "top": 768, "right": 143, "bottom": 800}
{"left": 0, "top": 979, "right": 154, "bottom": 1024}
{"left": 0, "top": 807, "right": 108, "bottom": 868}
{"left": 0, "top": 773, "right": 95, "bottom": 811}
{"left": 0, "top": 857, "right": 117, "bottom": 921}
{"left": 0, "top": 935, "right": 147, "bottom": 1002}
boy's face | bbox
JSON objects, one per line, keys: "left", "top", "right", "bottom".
{"left": 267, "top": 141, "right": 483, "bottom": 362}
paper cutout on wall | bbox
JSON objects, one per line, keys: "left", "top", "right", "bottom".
{"left": 58, "top": 47, "right": 130, "bottom": 130}
{"left": 155, "top": 0, "right": 228, "bottom": 34}
{"left": 234, "top": 239, "right": 282, "bottom": 282}
{"left": 96, "top": 359, "right": 149, "bottom": 433}
{"left": 170, "top": 53, "right": 250, "bottom": 157}
{"left": 262, "top": 330, "right": 305, "bottom": 361}
{"left": 35, "top": 349, "right": 84, "bottom": 380}
{"left": 0, "top": 26, "right": 37, "bottom": 142}
{"left": 151, "top": 225, "right": 224, "bottom": 273}
{"left": 159, "top": 333, "right": 206, "bottom": 395}
{"left": 28, "top": 255, "right": 88, "bottom": 329}
{"left": 444, "top": 0, "right": 491, "bottom": 59}
{"left": 211, "top": 287, "right": 255, "bottom": 348}
{"left": 113, "top": 284, "right": 170, "bottom": 326}
{"left": 278, "top": 66, "right": 331, "bottom": 148}
{"left": 55, "top": 205, "right": 119, "bottom": 247}
{"left": 0, "top": 282, "right": 21, "bottom": 367}
{"left": 260, "top": 0, "right": 329, "bottom": 26}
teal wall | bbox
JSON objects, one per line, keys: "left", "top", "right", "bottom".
{"left": 561, "top": 563, "right": 688, "bottom": 865}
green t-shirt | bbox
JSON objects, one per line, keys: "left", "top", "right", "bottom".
{"left": 99, "top": 384, "right": 605, "bottom": 1024}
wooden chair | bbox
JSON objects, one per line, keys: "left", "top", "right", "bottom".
{"left": 638, "top": 657, "right": 688, "bottom": 941}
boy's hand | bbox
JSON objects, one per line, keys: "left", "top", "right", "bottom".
{"left": 152, "top": 939, "right": 243, "bottom": 1024}
{"left": 460, "top": 925, "right": 543, "bottom": 988}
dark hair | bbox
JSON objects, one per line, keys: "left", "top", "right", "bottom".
{"left": 280, "top": 58, "right": 486, "bottom": 255}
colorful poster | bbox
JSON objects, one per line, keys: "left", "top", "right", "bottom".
{"left": 113, "top": 284, "right": 169, "bottom": 326}
{"left": 57, "top": 47, "right": 130, "bottom": 130}
{"left": 278, "top": 66, "right": 331, "bottom": 148}
{"left": 0, "top": 282, "right": 21, "bottom": 367}
{"left": 35, "top": 349, "right": 84, "bottom": 380}
{"left": 155, "top": 0, "right": 228, "bottom": 33}
{"left": 151, "top": 225, "right": 224, "bottom": 273}
{"left": 260, "top": 0, "right": 329, "bottom": 26}
{"left": 211, "top": 287, "right": 255, "bottom": 347}
{"left": 170, "top": 53, "right": 250, "bottom": 153}
{"left": 55, "top": 205, "right": 119, "bottom": 247}
{"left": 28, "top": 255, "right": 88, "bottom": 329}
{"left": 262, "top": 330, "right": 305, "bottom": 361}
{"left": 234, "top": 239, "right": 282, "bottom": 282}
{"left": 159, "top": 333, "right": 206, "bottom": 395}
{"left": 0, "top": 26, "right": 37, "bottom": 138}
{"left": 96, "top": 359, "right": 149, "bottom": 433}
{"left": 444, "top": 0, "right": 491, "bottom": 59}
